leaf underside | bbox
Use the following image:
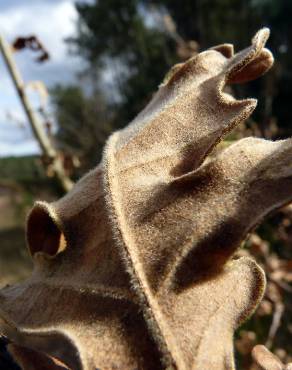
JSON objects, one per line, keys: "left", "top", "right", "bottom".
{"left": 0, "top": 28, "right": 291, "bottom": 370}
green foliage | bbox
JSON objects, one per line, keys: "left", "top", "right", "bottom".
{"left": 0, "top": 156, "right": 46, "bottom": 183}
{"left": 0, "top": 156, "right": 62, "bottom": 196}
{"left": 73, "top": 0, "right": 176, "bottom": 124}
{"left": 51, "top": 85, "right": 111, "bottom": 172}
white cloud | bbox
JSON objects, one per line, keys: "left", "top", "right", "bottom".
{"left": 0, "top": 0, "right": 84, "bottom": 157}
{"left": 0, "top": 117, "right": 40, "bottom": 156}
{"left": 0, "top": 1, "right": 77, "bottom": 61}
{"left": 0, "top": 138, "right": 39, "bottom": 157}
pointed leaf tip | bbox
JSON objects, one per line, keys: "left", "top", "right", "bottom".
{"left": 226, "top": 28, "right": 273, "bottom": 84}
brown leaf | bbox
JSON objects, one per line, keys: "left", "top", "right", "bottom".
{"left": 12, "top": 35, "right": 50, "bottom": 63}
{"left": 252, "top": 345, "right": 284, "bottom": 370}
{"left": 0, "top": 28, "right": 291, "bottom": 370}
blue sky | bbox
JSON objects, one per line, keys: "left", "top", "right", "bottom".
{"left": 0, "top": 0, "right": 89, "bottom": 156}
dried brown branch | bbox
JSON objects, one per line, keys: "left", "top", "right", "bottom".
{"left": 0, "top": 34, "right": 73, "bottom": 192}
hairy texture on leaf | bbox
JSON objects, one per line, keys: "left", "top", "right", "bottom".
{"left": 0, "top": 28, "right": 291, "bottom": 370}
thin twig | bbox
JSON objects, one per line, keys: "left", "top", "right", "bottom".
{"left": 0, "top": 34, "right": 73, "bottom": 192}
{"left": 270, "top": 277, "right": 292, "bottom": 294}
{"left": 265, "top": 302, "right": 284, "bottom": 349}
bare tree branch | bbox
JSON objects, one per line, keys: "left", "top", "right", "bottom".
{"left": 0, "top": 34, "right": 73, "bottom": 192}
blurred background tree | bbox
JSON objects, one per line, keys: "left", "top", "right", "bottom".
{"left": 51, "top": 84, "right": 111, "bottom": 173}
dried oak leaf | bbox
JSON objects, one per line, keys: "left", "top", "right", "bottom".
{"left": 0, "top": 28, "right": 291, "bottom": 370}
{"left": 252, "top": 345, "right": 292, "bottom": 370}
